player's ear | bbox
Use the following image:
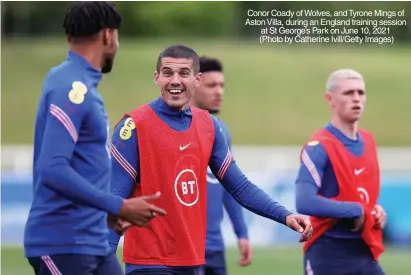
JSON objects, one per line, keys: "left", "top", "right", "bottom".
{"left": 194, "top": 72, "right": 202, "bottom": 88}
{"left": 102, "top": 29, "right": 111, "bottom": 47}
{"left": 154, "top": 71, "right": 159, "bottom": 86}
{"left": 325, "top": 92, "right": 334, "bottom": 106}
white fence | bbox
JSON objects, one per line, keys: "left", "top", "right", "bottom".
{"left": 2, "top": 145, "right": 411, "bottom": 247}
{"left": 2, "top": 145, "right": 411, "bottom": 173}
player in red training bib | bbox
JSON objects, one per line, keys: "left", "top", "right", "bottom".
{"left": 108, "top": 45, "right": 313, "bottom": 275}
{"left": 295, "top": 69, "right": 387, "bottom": 275}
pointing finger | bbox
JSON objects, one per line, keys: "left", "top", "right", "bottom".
{"left": 148, "top": 204, "right": 167, "bottom": 216}
{"left": 140, "top": 192, "right": 161, "bottom": 202}
{"left": 290, "top": 219, "right": 304, "bottom": 233}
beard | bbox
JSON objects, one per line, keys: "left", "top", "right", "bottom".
{"left": 196, "top": 101, "right": 220, "bottom": 115}
{"left": 101, "top": 55, "right": 114, "bottom": 74}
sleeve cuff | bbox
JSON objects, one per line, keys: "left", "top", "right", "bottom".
{"left": 280, "top": 210, "right": 294, "bottom": 225}
{"left": 109, "top": 241, "right": 119, "bottom": 254}
{"left": 352, "top": 203, "right": 364, "bottom": 219}
{"left": 237, "top": 232, "right": 249, "bottom": 239}
{"left": 103, "top": 193, "right": 124, "bottom": 215}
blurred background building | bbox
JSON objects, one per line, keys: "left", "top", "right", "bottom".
{"left": 2, "top": 1, "right": 411, "bottom": 275}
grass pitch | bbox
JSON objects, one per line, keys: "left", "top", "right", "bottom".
{"left": 2, "top": 246, "right": 411, "bottom": 275}
{"left": 2, "top": 39, "right": 410, "bottom": 275}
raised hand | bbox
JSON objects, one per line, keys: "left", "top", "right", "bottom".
{"left": 118, "top": 192, "right": 167, "bottom": 227}
{"left": 286, "top": 214, "right": 313, "bottom": 242}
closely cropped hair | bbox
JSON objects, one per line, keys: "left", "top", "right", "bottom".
{"left": 156, "top": 45, "right": 200, "bottom": 74}
{"left": 326, "top": 69, "right": 364, "bottom": 92}
{"left": 63, "top": 1, "right": 122, "bottom": 38}
{"left": 199, "top": 57, "right": 223, "bottom": 73}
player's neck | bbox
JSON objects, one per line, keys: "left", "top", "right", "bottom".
{"left": 69, "top": 44, "right": 103, "bottom": 72}
{"left": 330, "top": 117, "right": 358, "bottom": 140}
{"left": 188, "top": 99, "right": 197, "bottom": 110}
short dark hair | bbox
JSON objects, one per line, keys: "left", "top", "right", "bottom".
{"left": 199, "top": 57, "right": 223, "bottom": 73}
{"left": 156, "top": 45, "right": 200, "bottom": 74}
{"left": 63, "top": 1, "right": 122, "bottom": 39}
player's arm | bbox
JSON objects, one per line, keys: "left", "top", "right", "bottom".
{"left": 108, "top": 116, "right": 139, "bottom": 252}
{"left": 221, "top": 127, "right": 248, "bottom": 239}
{"left": 223, "top": 190, "right": 248, "bottom": 239}
{"left": 208, "top": 115, "right": 292, "bottom": 225}
{"left": 40, "top": 82, "right": 123, "bottom": 215}
{"left": 295, "top": 144, "right": 363, "bottom": 218}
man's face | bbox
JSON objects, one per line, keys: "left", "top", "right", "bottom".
{"left": 154, "top": 57, "right": 201, "bottom": 110}
{"left": 194, "top": 71, "right": 224, "bottom": 114}
{"left": 326, "top": 78, "right": 366, "bottom": 123}
{"left": 101, "top": 29, "right": 119, "bottom": 74}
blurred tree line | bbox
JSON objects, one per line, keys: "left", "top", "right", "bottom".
{"left": 2, "top": 1, "right": 410, "bottom": 41}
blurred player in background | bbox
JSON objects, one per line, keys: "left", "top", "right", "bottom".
{"left": 295, "top": 69, "right": 387, "bottom": 275}
{"left": 191, "top": 56, "right": 252, "bottom": 275}
{"left": 24, "top": 2, "right": 165, "bottom": 275}
{"left": 108, "top": 44, "right": 312, "bottom": 275}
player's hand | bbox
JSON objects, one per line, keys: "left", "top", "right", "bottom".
{"left": 285, "top": 214, "right": 313, "bottom": 242}
{"left": 119, "top": 192, "right": 167, "bottom": 227}
{"left": 373, "top": 204, "right": 387, "bottom": 229}
{"left": 237, "top": 238, "right": 252, "bottom": 266}
{"left": 107, "top": 215, "right": 133, "bottom": 235}
{"left": 115, "top": 219, "right": 133, "bottom": 235}
{"left": 107, "top": 214, "right": 118, "bottom": 230}
{"left": 351, "top": 211, "right": 365, "bottom": 232}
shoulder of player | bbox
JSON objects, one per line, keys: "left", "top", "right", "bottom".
{"left": 112, "top": 115, "right": 137, "bottom": 142}
{"left": 214, "top": 117, "right": 232, "bottom": 142}
{"left": 191, "top": 110, "right": 222, "bottom": 137}
{"left": 45, "top": 68, "right": 94, "bottom": 104}
{"left": 216, "top": 118, "right": 230, "bottom": 133}
{"left": 302, "top": 140, "right": 329, "bottom": 163}
{"left": 207, "top": 114, "right": 224, "bottom": 134}
{"left": 358, "top": 128, "right": 376, "bottom": 140}
{"left": 207, "top": 113, "right": 220, "bottom": 125}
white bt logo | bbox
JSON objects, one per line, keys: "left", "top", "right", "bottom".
{"left": 357, "top": 187, "right": 370, "bottom": 204}
{"left": 181, "top": 181, "right": 195, "bottom": 195}
{"left": 174, "top": 169, "right": 199, "bottom": 206}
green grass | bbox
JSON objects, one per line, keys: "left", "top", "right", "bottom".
{"left": 2, "top": 38, "right": 410, "bottom": 145}
{"left": 2, "top": 246, "right": 411, "bottom": 275}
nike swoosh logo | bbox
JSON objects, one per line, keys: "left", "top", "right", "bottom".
{"left": 179, "top": 143, "right": 191, "bottom": 151}
{"left": 354, "top": 168, "right": 365, "bottom": 175}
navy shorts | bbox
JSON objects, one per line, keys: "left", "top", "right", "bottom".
{"left": 128, "top": 267, "right": 202, "bottom": 275}
{"left": 27, "top": 253, "right": 123, "bottom": 275}
{"left": 303, "top": 236, "right": 385, "bottom": 275}
{"left": 200, "top": 250, "right": 227, "bottom": 275}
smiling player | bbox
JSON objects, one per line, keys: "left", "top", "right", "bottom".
{"left": 108, "top": 44, "right": 312, "bottom": 275}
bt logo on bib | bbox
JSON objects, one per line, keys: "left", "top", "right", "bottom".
{"left": 174, "top": 169, "right": 199, "bottom": 206}
{"left": 357, "top": 187, "right": 370, "bottom": 204}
